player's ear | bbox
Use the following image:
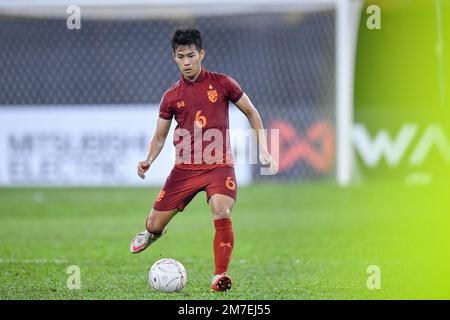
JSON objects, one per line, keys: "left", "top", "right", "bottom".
{"left": 199, "top": 48, "right": 205, "bottom": 61}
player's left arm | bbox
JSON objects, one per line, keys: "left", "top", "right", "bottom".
{"left": 234, "top": 93, "right": 278, "bottom": 174}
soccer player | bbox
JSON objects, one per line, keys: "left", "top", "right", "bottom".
{"left": 130, "top": 28, "right": 277, "bottom": 292}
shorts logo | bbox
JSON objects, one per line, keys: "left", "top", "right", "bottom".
{"left": 207, "top": 84, "right": 218, "bottom": 103}
{"left": 156, "top": 190, "right": 166, "bottom": 202}
{"left": 225, "top": 177, "right": 236, "bottom": 190}
{"left": 177, "top": 101, "right": 185, "bottom": 109}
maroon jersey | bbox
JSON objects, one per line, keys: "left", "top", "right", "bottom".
{"left": 159, "top": 68, "right": 244, "bottom": 170}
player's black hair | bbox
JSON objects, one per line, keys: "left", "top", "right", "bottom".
{"left": 171, "top": 28, "right": 203, "bottom": 53}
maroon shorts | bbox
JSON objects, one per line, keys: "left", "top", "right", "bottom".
{"left": 152, "top": 165, "right": 237, "bottom": 212}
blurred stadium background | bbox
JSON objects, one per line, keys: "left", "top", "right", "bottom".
{"left": 0, "top": 0, "right": 449, "bottom": 299}
{"left": 0, "top": 0, "right": 346, "bottom": 186}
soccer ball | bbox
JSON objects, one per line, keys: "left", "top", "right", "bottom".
{"left": 148, "top": 258, "right": 187, "bottom": 292}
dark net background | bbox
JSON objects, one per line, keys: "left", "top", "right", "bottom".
{"left": 0, "top": 11, "right": 336, "bottom": 182}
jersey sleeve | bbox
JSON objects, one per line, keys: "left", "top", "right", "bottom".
{"left": 225, "top": 76, "right": 244, "bottom": 104}
{"left": 158, "top": 92, "right": 174, "bottom": 120}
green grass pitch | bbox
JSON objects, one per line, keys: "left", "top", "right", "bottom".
{"left": 0, "top": 183, "right": 448, "bottom": 299}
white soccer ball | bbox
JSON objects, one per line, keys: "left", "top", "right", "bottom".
{"left": 148, "top": 258, "right": 187, "bottom": 293}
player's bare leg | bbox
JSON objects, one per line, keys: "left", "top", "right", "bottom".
{"left": 209, "top": 194, "right": 235, "bottom": 292}
{"left": 130, "top": 208, "right": 178, "bottom": 254}
{"left": 146, "top": 208, "right": 179, "bottom": 234}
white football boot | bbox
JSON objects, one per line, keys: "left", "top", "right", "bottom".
{"left": 129, "top": 227, "right": 167, "bottom": 254}
{"left": 211, "top": 273, "right": 232, "bottom": 292}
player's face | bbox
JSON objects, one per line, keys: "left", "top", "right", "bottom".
{"left": 173, "top": 45, "right": 205, "bottom": 80}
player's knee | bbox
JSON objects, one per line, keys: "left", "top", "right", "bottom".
{"left": 212, "top": 205, "right": 232, "bottom": 220}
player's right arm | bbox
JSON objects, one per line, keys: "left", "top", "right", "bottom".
{"left": 137, "top": 117, "right": 172, "bottom": 179}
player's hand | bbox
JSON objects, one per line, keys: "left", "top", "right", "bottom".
{"left": 137, "top": 160, "right": 151, "bottom": 179}
{"left": 259, "top": 149, "right": 278, "bottom": 175}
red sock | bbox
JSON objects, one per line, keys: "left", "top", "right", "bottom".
{"left": 213, "top": 218, "right": 234, "bottom": 275}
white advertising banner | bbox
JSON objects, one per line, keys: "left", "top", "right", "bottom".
{"left": 0, "top": 105, "right": 251, "bottom": 186}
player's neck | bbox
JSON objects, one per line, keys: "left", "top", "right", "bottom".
{"left": 183, "top": 67, "right": 202, "bottom": 82}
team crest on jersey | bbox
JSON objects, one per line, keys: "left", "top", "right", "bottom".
{"left": 207, "top": 84, "right": 218, "bottom": 103}
{"left": 177, "top": 100, "right": 185, "bottom": 109}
